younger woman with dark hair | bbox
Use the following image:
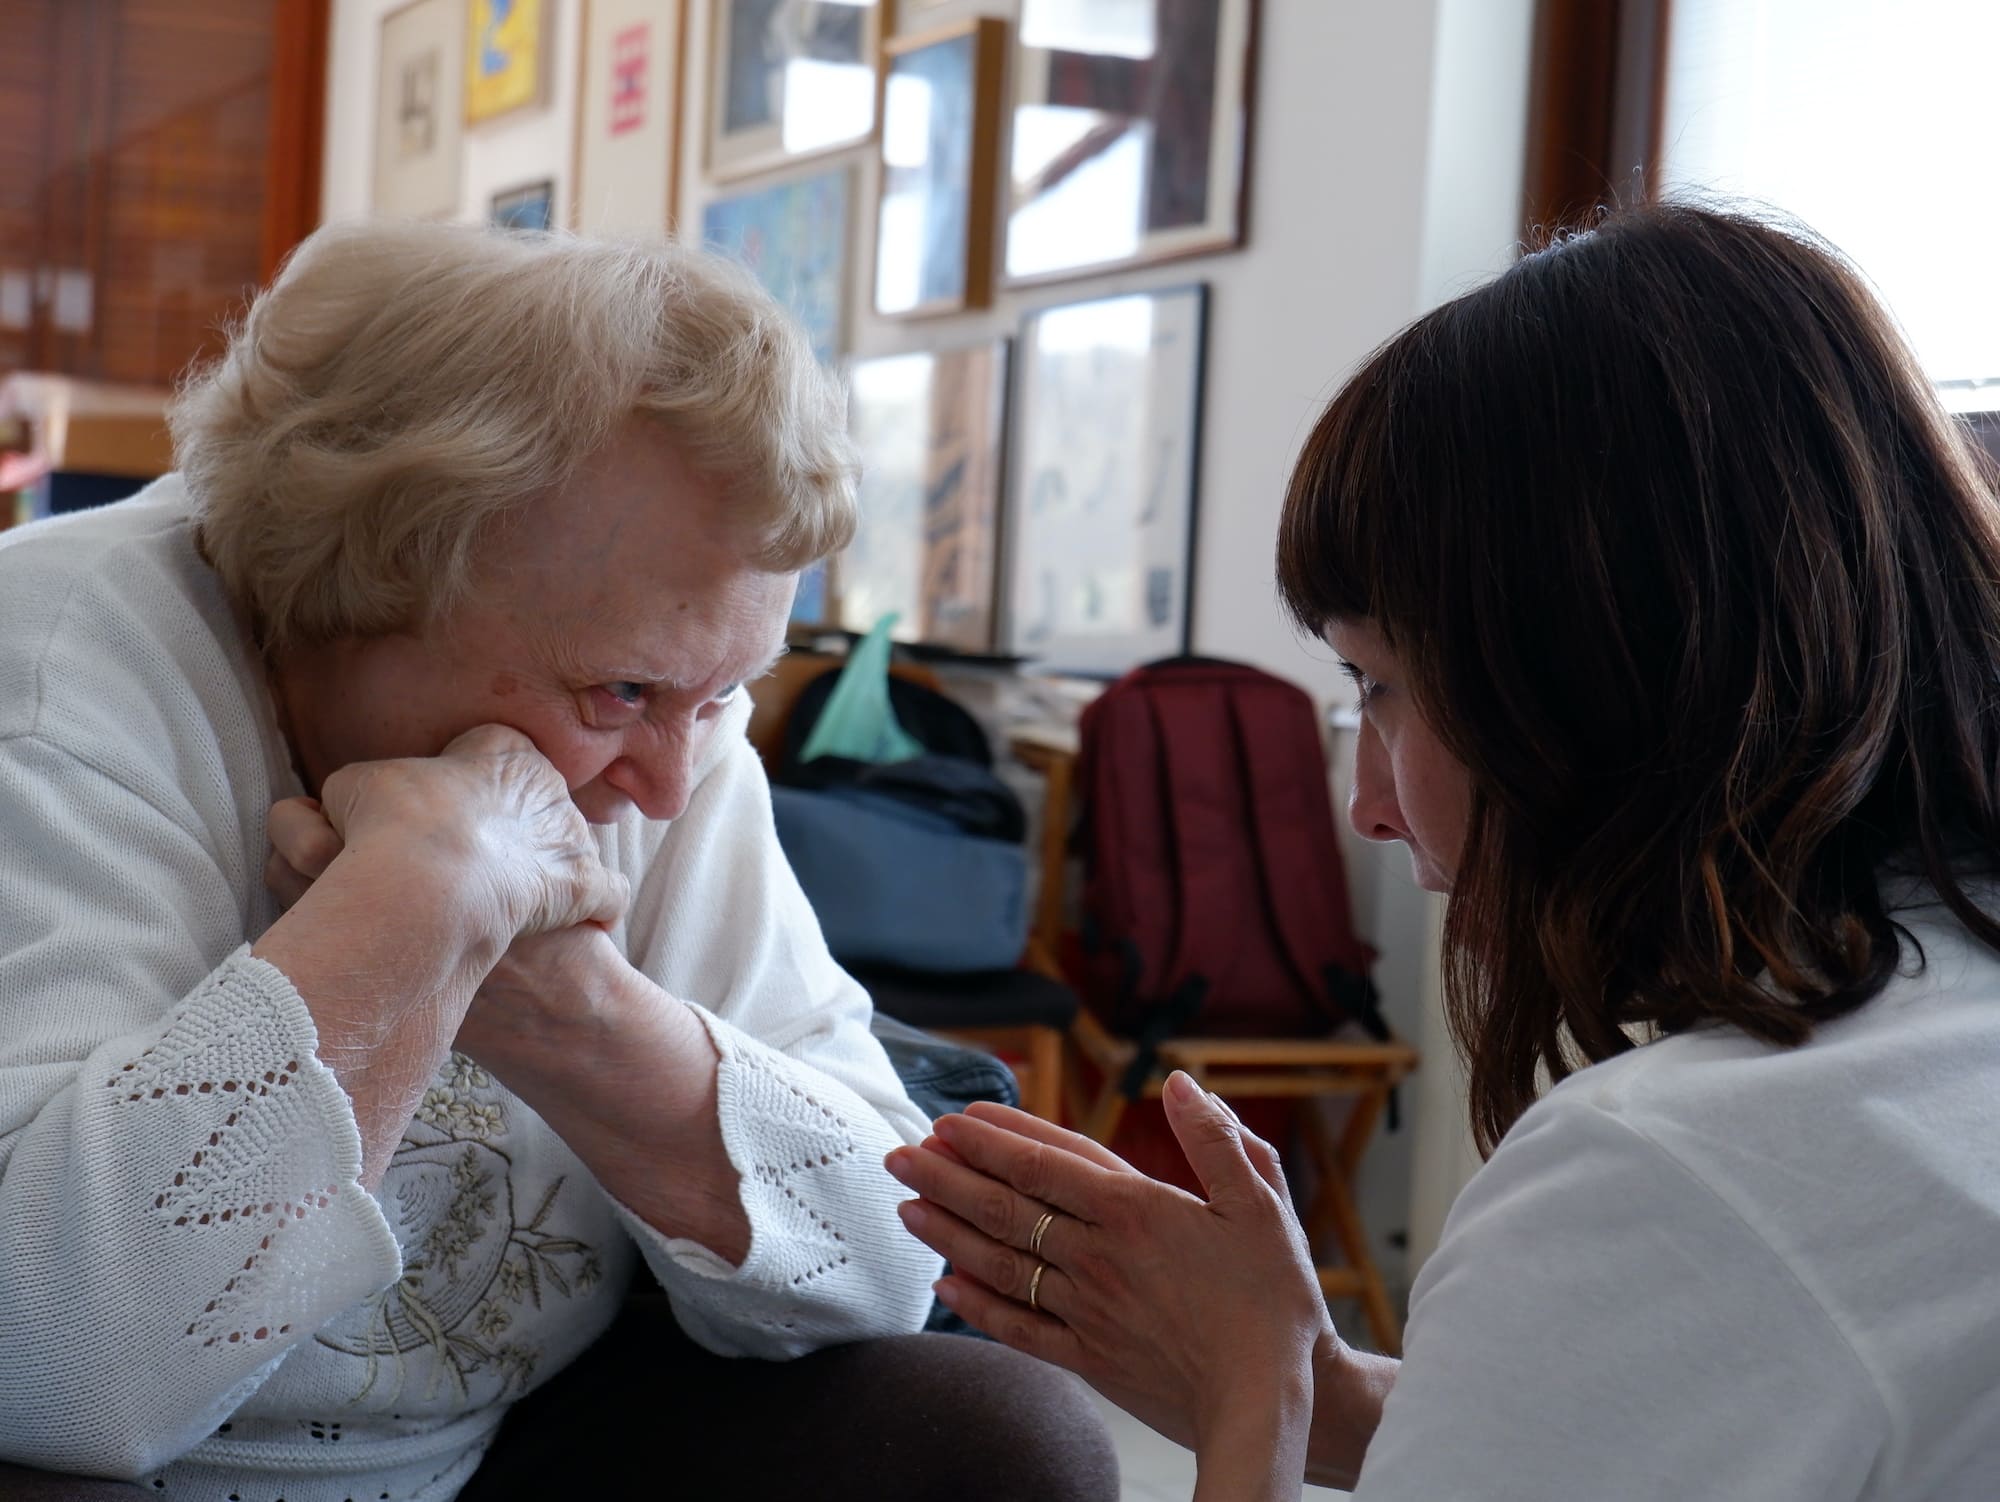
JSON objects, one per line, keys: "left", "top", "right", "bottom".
{"left": 888, "top": 202, "right": 2000, "bottom": 1500}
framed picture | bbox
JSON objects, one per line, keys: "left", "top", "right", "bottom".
{"left": 792, "top": 559, "right": 832, "bottom": 624}
{"left": 706, "top": 0, "right": 884, "bottom": 181}
{"left": 873, "top": 18, "right": 1006, "bottom": 318}
{"left": 1001, "top": 285, "right": 1207, "bottom": 675}
{"left": 1004, "top": 0, "right": 1258, "bottom": 285}
{"left": 465, "top": 0, "right": 551, "bottom": 124}
{"left": 491, "top": 179, "right": 556, "bottom": 229}
{"left": 842, "top": 340, "right": 1010, "bottom": 650}
{"left": 574, "top": 0, "right": 687, "bottom": 234}
{"left": 700, "top": 168, "right": 851, "bottom": 364}
{"left": 373, "top": 0, "right": 465, "bottom": 218}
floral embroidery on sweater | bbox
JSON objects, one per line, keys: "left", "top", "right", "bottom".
{"left": 315, "top": 1054, "right": 600, "bottom": 1406}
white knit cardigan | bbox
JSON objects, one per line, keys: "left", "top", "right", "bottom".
{"left": 0, "top": 482, "right": 941, "bottom": 1501}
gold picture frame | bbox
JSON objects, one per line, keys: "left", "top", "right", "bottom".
{"left": 872, "top": 17, "right": 1006, "bottom": 319}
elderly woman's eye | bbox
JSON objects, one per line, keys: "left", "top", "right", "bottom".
{"left": 714, "top": 683, "right": 742, "bottom": 705}
{"left": 604, "top": 681, "right": 647, "bottom": 706}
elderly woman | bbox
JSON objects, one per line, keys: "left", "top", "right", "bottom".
{"left": 0, "top": 223, "right": 1114, "bottom": 1502}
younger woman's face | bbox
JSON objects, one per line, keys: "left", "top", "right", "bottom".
{"left": 1326, "top": 618, "right": 1471, "bottom": 893}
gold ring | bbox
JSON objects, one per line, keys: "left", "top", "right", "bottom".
{"left": 1028, "top": 1262, "right": 1047, "bottom": 1312}
{"left": 1030, "top": 1210, "right": 1055, "bottom": 1257}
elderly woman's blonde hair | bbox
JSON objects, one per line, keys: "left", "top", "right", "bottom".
{"left": 171, "top": 220, "right": 857, "bottom": 648}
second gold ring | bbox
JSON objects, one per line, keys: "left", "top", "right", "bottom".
{"left": 1030, "top": 1209, "right": 1056, "bottom": 1257}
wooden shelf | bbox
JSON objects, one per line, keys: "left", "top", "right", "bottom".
{"left": 0, "top": 373, "right": 173, "bottom": 486}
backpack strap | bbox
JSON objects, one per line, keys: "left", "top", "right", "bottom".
{"left": 1226, "top": 680, "right": 1391, "bottom": 1040}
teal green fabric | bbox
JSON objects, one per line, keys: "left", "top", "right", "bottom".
{"left": 797, "top": 614, "right": 924, "bottom": 765}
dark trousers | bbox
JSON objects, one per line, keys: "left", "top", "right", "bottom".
{"left": 0, "top": 1296, "right": 1120, "bottom": 1501}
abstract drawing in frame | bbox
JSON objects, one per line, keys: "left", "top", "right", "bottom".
{"left": 1005, "top": 0, "right": 1257, "bottom": 285}
{"left": 374, "top": 0, "right": 465, "bottom": 218}
{"left": 575, "top": 0, "right": 687, "bottom": 234}
{"left": 707, "top": 0, "right": 883, "bottom": 180}
{"left": 465, "top": 0, "right": 550, "bottom": 124}
{"left": 842, "top": 340, "right": 1009, "bottom": 651}
{"left": 491, "top": 179, "right": 556, "bottom": 229}
{"left": 1002, "top": 285, "right": 1207, "bottom": 676}
{"left": 873, "top": 18, "right": 1006, "bottom": 318}
{"left": 700, "top": 168, "right": 850, "bottom": 365}
{"left": 792, "top": 559, "right": 831, "bottom": 625}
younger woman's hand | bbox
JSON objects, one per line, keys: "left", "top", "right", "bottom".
{"left": 884, "top": 1073, "right": 1332, "bottom": 1464}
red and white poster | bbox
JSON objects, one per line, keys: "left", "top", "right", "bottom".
{"left": 575, "top": 0, "right": 684, "bottom": 234}
{"left": 610, "top": 23, "right": 649, "bottom": 135}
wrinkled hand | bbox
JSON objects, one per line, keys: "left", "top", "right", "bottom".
{"left": 454, "top": 923, "right": 622, "bottom": 1075}
{"left": 884, "top": 1073, "right": 1332, "bottom": 1454}
{"left": 264, "top": 724, "right": 627, "bottom": 946}
{"left": 262, "top": 794, "right": 342, "bottom": 913}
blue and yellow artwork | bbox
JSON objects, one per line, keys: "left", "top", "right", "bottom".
{"left": 465, "top": 0, "right": 545, "bottom": 123}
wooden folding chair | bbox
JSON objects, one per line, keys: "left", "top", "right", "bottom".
{"left": 1012, "top": 731, "right": 1420, "bottom": 1356}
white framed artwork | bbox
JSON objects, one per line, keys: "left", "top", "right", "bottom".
{"left": 842, "top": 339, "right": 1010, "bottom": 651}
{"left": 1002, "top": 284, "right": 1208, "bottom": 676}
{"left": 706, "top": 0, "right": 884, "bottom": 181}
{"left": 1004, "top": 0, "right": 1258, "bottom": 285}
{"left": 373, "top": 0, "right": 466, "bottom": 219}
{"left": 574, "top": 0, "right": 687, "bottom": 234}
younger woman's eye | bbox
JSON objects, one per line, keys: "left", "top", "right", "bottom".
{"left": 1338, "top": 661, "right": 1383, "bottom": 711}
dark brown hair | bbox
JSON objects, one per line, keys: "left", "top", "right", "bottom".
{"left": 1277, "top": 202, "right": 2000, "bottom": 1154}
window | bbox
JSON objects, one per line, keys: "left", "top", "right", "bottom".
{"left": 1659, "top": 0, "right": 2000, "bottom": 409}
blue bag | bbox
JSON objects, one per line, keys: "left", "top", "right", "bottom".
{"left": 771, "top": 782, "right": 1028, "bottom": 973}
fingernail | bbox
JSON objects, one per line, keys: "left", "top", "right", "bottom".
{"left": 933, "top": 1278, "right": 962, "bottom": 1309}
{"left": 884, "top": 1150, "right": 913, "bottom": 1183}
{"left": 898, "top": 1199, "right": 930, "bottom": 1230}
{"left": 1167, "top": 1070, "right": 1200, "bottom": 1103}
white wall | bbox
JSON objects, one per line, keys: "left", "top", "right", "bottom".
{"left": 325, "top": 0, "right": 586, "bottom": 226}
{"left": 320, "top": 0, "right": 1535, "bottom": 1303}
{"left": 1395, "top": 0, "right": 1536, "bottom": 1277}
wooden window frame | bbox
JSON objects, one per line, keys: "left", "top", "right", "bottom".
{"left": 263, "top": 0, "right": 331, "bottom": 285}
{"left": 1522, "top": 0, "right": 1673, "bottom": 236}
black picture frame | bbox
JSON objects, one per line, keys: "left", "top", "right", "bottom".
{"left": 1000, "top": 283, "right": 1209, "bottom": 675}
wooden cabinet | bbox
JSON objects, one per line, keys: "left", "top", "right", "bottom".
{"left": 0, "top": 0, "right": 326, "bottom": 389}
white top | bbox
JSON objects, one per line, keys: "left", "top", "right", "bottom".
{"left": 0, "top": 482, "right": 942, "bottom": 1501}
{"left": 1356, "top": 883, "right": 2000, "bottom": 1500}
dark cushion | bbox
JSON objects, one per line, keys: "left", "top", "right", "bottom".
{"left": 851, "top": 964, "right": 1080, "bottom": 1032}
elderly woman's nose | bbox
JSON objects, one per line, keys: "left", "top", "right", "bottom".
{"left": 604, "top": 731, "right": 697, "bottom": 822}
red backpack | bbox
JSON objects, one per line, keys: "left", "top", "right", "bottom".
{"left": 1071, "top": 657, "right": 1388, "bottom": 1094}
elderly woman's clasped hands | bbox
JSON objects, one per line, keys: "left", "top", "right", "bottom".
{"left": 887, "top": 1073, "right": 1359, "bottom": 1501}
{"left": 263, "top": 721, "right": 629, "bottom": 941}
{"left": 256, "top": 723, "right": 634, "bottom": 1187}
